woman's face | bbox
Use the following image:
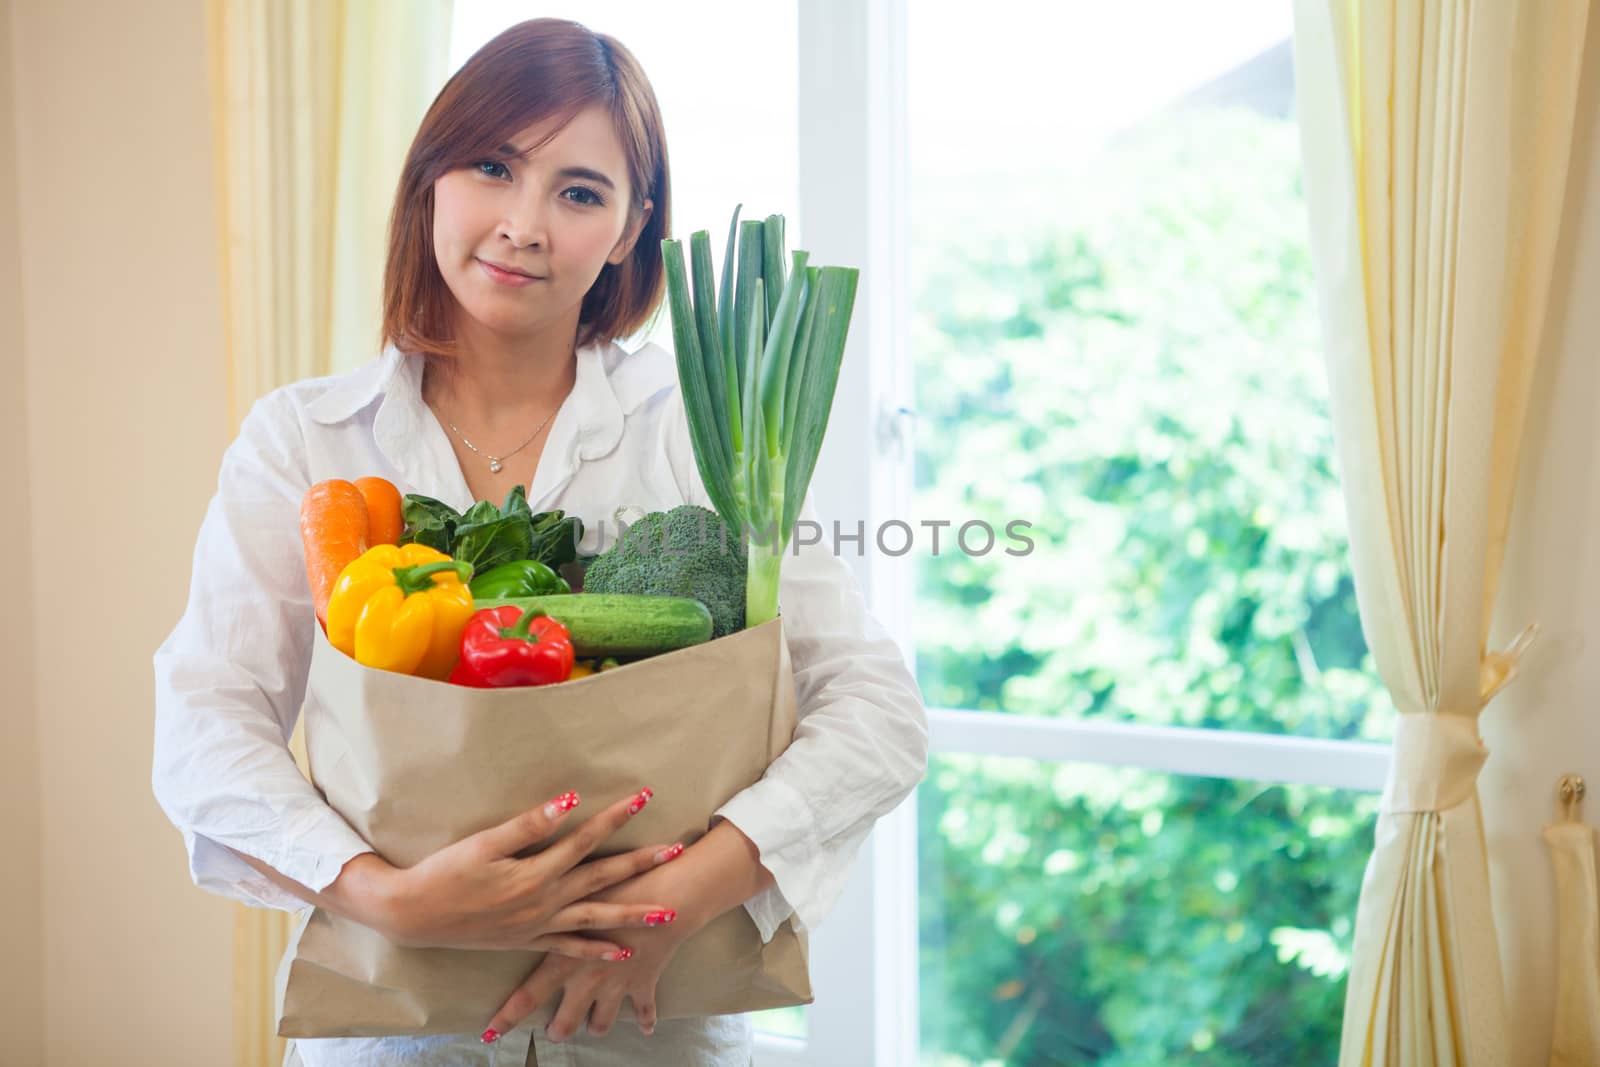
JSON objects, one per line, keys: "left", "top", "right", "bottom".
{"left": 431, "top": 104, "right": 651, "bottom": 346}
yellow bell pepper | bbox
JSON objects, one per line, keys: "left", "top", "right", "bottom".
{"left": 326, "top": 543, "right": 475, "bottom": 679}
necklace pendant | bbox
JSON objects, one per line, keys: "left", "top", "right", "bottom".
{"left": 488, "top": 458, "right": 503, "bottom": 474}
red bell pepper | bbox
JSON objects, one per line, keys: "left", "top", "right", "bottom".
{"left": 447, "top": 605, "right": 576, "bottom": 688}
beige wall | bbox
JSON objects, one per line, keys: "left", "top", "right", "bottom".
{"left": 0, "top": 0, "right": 44, "bottom": 1064}
{"left": 7, "top": 0, "right": 233, "bottom": 1063}
{"left": 2, "top": 1, "right": 1598, "bottom": 1064}
{"left": 1485, "top": 10, "right": 1600, "bottom": 1066}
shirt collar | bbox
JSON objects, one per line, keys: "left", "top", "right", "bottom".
{"left": 305, "top": 344, "right": 406, "bottom": 426}
{"left": 308, "top": 338, "right": 679, "bottom": 515}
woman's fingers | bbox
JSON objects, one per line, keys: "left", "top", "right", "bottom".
{"left": 475, "top": 791, "right": 581, "bottom": 858}
{"left": 632, "top": 990, "right": 658, "bottom": 1037}
{"left": 526, "top": 934, "right": 634, "bottom": 962}
{"left": 539, "top": 901, "right": 678, "bottom": 935}
{"left": 481, "top": 954, "right": 579, "bottom": 1046}
{"left": 556, "top": 841, "right": 684, "bottom": 900}
{"left": 587, "top": 990, "right": 624, "bottom": 1037}
{"left": 531, "top": 789, "right": 654, "bottom": 876}
{"left": 545, "top": 970, "right": 606, "bottom": 1043}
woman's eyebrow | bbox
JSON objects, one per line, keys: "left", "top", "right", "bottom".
{"left": 494, "top": 144, "right": 616, "bottom": 191}
{"left": 556, "top": 166, "right": 615, "bottom": 190}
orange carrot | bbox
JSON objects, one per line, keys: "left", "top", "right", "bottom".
{"left": 354, "top": 476, "right": 404, "bottom": 547}
{"left": 300, "top": 479, "right": 369, "bottom": 626}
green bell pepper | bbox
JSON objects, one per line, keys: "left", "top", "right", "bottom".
{"left": 468, "top": 558, "right": 571, "bottom": 600}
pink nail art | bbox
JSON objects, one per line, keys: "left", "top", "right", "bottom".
{"left": 481, "top": 1027, "right": 500, "bottom": 1044}
{"left": 628, "top": 787, "right": 653, "bottom": 815}
{"left": 544, "top": 792, "right": 580, "bottom": 818}
{"left": 654, "top": 842, "right": 684, "bottom": 864}
{"left": 606, "top": 947, "right": 634, "bottom": 961}
{"left": 644, "top": 909, "right": 676, "bottom": 926}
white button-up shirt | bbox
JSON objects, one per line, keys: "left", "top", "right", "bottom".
{"left": 151, "top": 339, "right": 929, "bottom": 1066}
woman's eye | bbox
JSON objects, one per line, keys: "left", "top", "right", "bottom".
{"left": 474, "top": 160, "right": 511, "bottom": 180}
{"left": 563, "top": 186, "right": 604, "bottom": 207}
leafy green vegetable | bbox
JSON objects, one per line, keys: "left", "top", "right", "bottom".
{"left": 501, "top": 484, "right": 533, "bottom": 521}
{"left": 452, "top": 509, "right": 532, "bottom": 574}
{"left": 399, "top": 494, "right": 458, "bottom": 555}
{"left": 399, "top": 488, "right": 583, "bottom": 575}
{"left": 530, "top": 507, "right": 582, "bottom": 569}
{"left": 457, "top": 498, "right": 498, "bottom": 526}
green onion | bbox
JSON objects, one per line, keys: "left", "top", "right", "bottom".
{"left": 661, "top": 208, "right": 859, "bottom": 629}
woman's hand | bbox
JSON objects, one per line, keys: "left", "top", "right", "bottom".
{"left": 478, "top": 819, "right": 777, "bottom": 1045}
{"left": 480, "top": 907, "right": 692, "bottom": 1044}
{"left": 373, "top": 787, "right": 684, "bottom": 960}
{"left": 479, "top": 858, "right": 697, "bottom": 1044}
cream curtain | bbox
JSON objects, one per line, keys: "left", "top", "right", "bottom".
{"left": 1545, "top": 778, "right": 1600, "bottom": 1067}
{"left": 1291, "top": 1, "right": 1590, "bottom": 1064}
{"left": 203, "top": 2, "right": 454, "bottom": 1064}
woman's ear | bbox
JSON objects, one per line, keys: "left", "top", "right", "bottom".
{"left": 607, "top": 199, "right": 654, "bottom": 265}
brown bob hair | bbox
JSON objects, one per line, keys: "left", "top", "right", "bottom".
{"left": 380, "top": 19, "right": 671, "bottom": 358}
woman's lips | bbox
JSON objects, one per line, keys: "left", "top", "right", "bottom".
{"left": 478, "top": 259, "right": 543, "bottom": 287}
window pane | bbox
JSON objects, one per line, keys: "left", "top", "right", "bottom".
{"left": 448, "top": 1, "right": 801, "bottom": 351}
{"left": 906, "top": 1, "right": 1393, "bottom": 741}
{"left": 750, "top": 1004, "right": 807, "bottom": 1040}
{"left": 920, "top": 753, "right": 1375, "bottom": 1065}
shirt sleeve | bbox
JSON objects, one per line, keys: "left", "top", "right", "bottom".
{"left": 151, "top": 391, "right": 374, "bottom": 912}
{"left": 656, "top": 388, "right": 931, "bottom": 941}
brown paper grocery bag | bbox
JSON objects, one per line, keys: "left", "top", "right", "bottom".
{"left": 274, "top": 616, "right": 811, "bottom": 1038}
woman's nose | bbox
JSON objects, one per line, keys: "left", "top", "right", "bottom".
{"left": 499, "top": 193, "right": 548, "bottom": 249}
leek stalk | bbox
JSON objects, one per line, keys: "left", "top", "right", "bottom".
{"left": 661, "top": 206, "right": 859, "bottom": 629}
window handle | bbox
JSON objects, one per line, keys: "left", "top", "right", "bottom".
{"left": 876, "top": 403, "right": 918, "bottom": 459}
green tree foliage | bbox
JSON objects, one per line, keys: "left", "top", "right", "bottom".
{"left": 913, "top": 110, "right": 1387, "bottom": 1065}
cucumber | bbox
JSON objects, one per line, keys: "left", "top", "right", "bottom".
{"left": 475, "top": 594, "right": 714, "bottom": 658}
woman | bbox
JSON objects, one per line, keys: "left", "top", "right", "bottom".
{"left": 152, "top": 17, "right": 928, "bottom": 1065}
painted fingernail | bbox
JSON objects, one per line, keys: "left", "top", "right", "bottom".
{"left": 544, "top": 791, "right": 580, "bottom": 818}
{"left": 628, "top": 787, "right": 653, "bottom": 815}
{"left": 653, "top": 843, "right": 684, "bottom": 864}
{"left": 481, "top": 1027, "right": 500, "bottom": 1044}
{"left": 644, "top": 909, "right": 676, "bottom": 926}
{"left": 605, "top": 947, "right": 634, "bottom": 961}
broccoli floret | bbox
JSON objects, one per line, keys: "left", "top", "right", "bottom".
{"left": 582, "top": 505, "right": 748, "bottom": 637}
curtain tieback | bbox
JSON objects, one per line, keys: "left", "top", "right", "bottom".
{"left": 1380, "top": 622, "right": 1540, "bottom": 815}
{"left": 1382, "top": 713, "right": 1487, "bottom": 814}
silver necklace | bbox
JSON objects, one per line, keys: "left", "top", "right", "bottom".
{"left": 445, "top": 406, "right": 557, "bottom": 473}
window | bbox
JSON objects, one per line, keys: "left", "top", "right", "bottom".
{"left": 904, "top": 1, "right": 1389, "bottom": 1062}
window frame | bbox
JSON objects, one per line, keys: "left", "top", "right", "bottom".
{"left": 774, "top": 0, "right": 920, "bottom": 1061}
